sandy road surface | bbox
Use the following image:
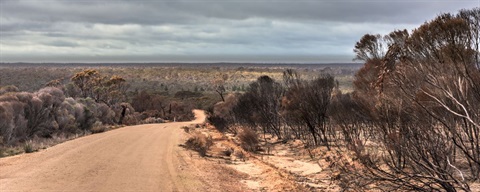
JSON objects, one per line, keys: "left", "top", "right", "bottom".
{"left": 0, "top": 110, "right": 215, "bottom": 192}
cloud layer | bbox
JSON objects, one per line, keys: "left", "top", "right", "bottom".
{"left": 0, "top": 0, "right": 478, "bottom": 63}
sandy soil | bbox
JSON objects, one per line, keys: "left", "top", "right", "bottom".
{"left": 258, "top": 140, "right": 341, "bottom": 191}
{"left": 191, "top": 124, "right": 343, "bottom": 191}
{"left": 189, "top": 125, "right": 307, "bottom": 192}
{"left": 0, "top": 110, "right": 247, "bottom": 192}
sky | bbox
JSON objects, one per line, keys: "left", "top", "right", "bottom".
{"left": 0, "top": 0, "right": 478, "bottom": 63}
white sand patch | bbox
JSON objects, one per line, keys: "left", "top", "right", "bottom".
{"left": 228, "top": 161, "right": 263, "bottom": 175}
{"left": 241, "top": 179, "right": 261, "bottom": 190}
{"left": 227, "top": 161, "right": 263, "bottom": 190}
{"left": 266, "top": 156, "right": 322, "bottom": 176}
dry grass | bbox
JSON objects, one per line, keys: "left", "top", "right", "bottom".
{"left": 184, "top": 132, "right": 213, "bottom": 157}
{"left": 0, "top": 133, "right": 88, "bottom": 158}
{"left": 23, "top": 141, "right": 35, "bottom": 153}
{"left": 0, "top": 146, "right": 24, "bottom": 157}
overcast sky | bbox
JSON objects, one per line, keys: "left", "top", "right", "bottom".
{"left": 0, "top": 0, "right": 478, "bottom": 63}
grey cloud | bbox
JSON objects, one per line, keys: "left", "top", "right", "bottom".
{"left": 44, "top": 32, "right": 70, "bottom": 38}
{"left": 0, "top": 21, "right": 51, "bottom": 32}
{"left": 98, "top": 43, "right": 125, "bottom": 50}
{"left": 1, "top": 0, "right": 476, "bottom": 26}
{"left": 43, "top": 40, "right": 79, "bottom": 47}
{"left": 0, "top": 0, "right": 477, "bottom": 63}
{"left": 0, "top": 0, "right": 199, "bottom": 26}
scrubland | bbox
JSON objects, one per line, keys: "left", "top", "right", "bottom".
{"left": 0, "top": 63, "right": 357, "bottom": 157}
{"left": 1, "top": 7, "right": 480, "bottom": 192}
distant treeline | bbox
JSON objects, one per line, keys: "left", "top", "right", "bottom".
{"left": 0, "top": 62, "right": 363, "bottom": 69}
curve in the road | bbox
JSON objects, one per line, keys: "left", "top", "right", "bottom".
{"left": 0, "top": 110, "right": 207, "bottom": 192}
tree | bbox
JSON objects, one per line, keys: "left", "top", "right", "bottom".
{"left": 71, "top": 69, "right": 100, "bottom": 98}
{"left": 233, "top": 76, "right": 284, "bottom": 139}
{"left": 213, "top": 74, "right": 229, "bottom": 102}
{"left": 344, "top": 8, "right": 480, "bottom": 191}
{"left": 0, "top": 85, "right": 19, "bottom": 95}
{"left": 210, "top": 93, "right": 240, "bottom": 133}
{"left": 71, "top": 70, "right": 127, "bottom": 107}
{"left": 131, "top": 91, "right": 168, "bottom": 117}
{"left": 393, "top": 9, "right": 480, "bottom": 183}
{"left": 283, "top": 73, "right": 335, "bottom": 149}
{"left": 353, "top": 34, "right": 386, "bottom": 62}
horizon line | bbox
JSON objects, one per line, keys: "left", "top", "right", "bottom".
{"left": 0, "top": 61, "right": 362, "bottom": 64}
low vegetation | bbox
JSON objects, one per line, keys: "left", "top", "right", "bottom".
{"left": 237, "top": 127, "right": 259, "bottom": 152}
{"left": 184, "top": 131, "right": 214, "bottom": 157}
{"left": 0, "top": 69, "right": 199, "bottom": 156}
{"left": 0, "top": 63, "right": 357, "bottom": 157}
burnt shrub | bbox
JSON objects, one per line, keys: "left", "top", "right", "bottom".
{"left": 207, "top": 115, "right": 228, "bottom": 132}
{"left": 237, "top": 128, "right": 259, "bottom": 152}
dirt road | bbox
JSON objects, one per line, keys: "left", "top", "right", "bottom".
{"left": 0, "top": 110, "right": 231, "bottom": 192}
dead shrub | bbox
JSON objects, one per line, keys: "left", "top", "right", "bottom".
{"left": 90, "top": 121, "right": 107, "bottom": 134}
{"left": 234, "top": 150, "right": 246, "bottom": 161}
{"left": 208, "top": 115, "right": 229, "bottom": 132}
{"left": 238, "top": 128, "right": 259, "bottom": 152}
{"left": 222, "top": 147, "right": 234, "bottom": 157}
{"left": 181, "top": 126, "right": 191, "bottom": 133}
{"left": 185, "top": 133, "right": 213, "bottom": 157}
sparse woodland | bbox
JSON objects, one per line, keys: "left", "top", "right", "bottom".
{"left": 208, "top": 8, "right": 480, "bottom": 191}
{"left": 0, "top": 63, "right": 356, "bottom": 156}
